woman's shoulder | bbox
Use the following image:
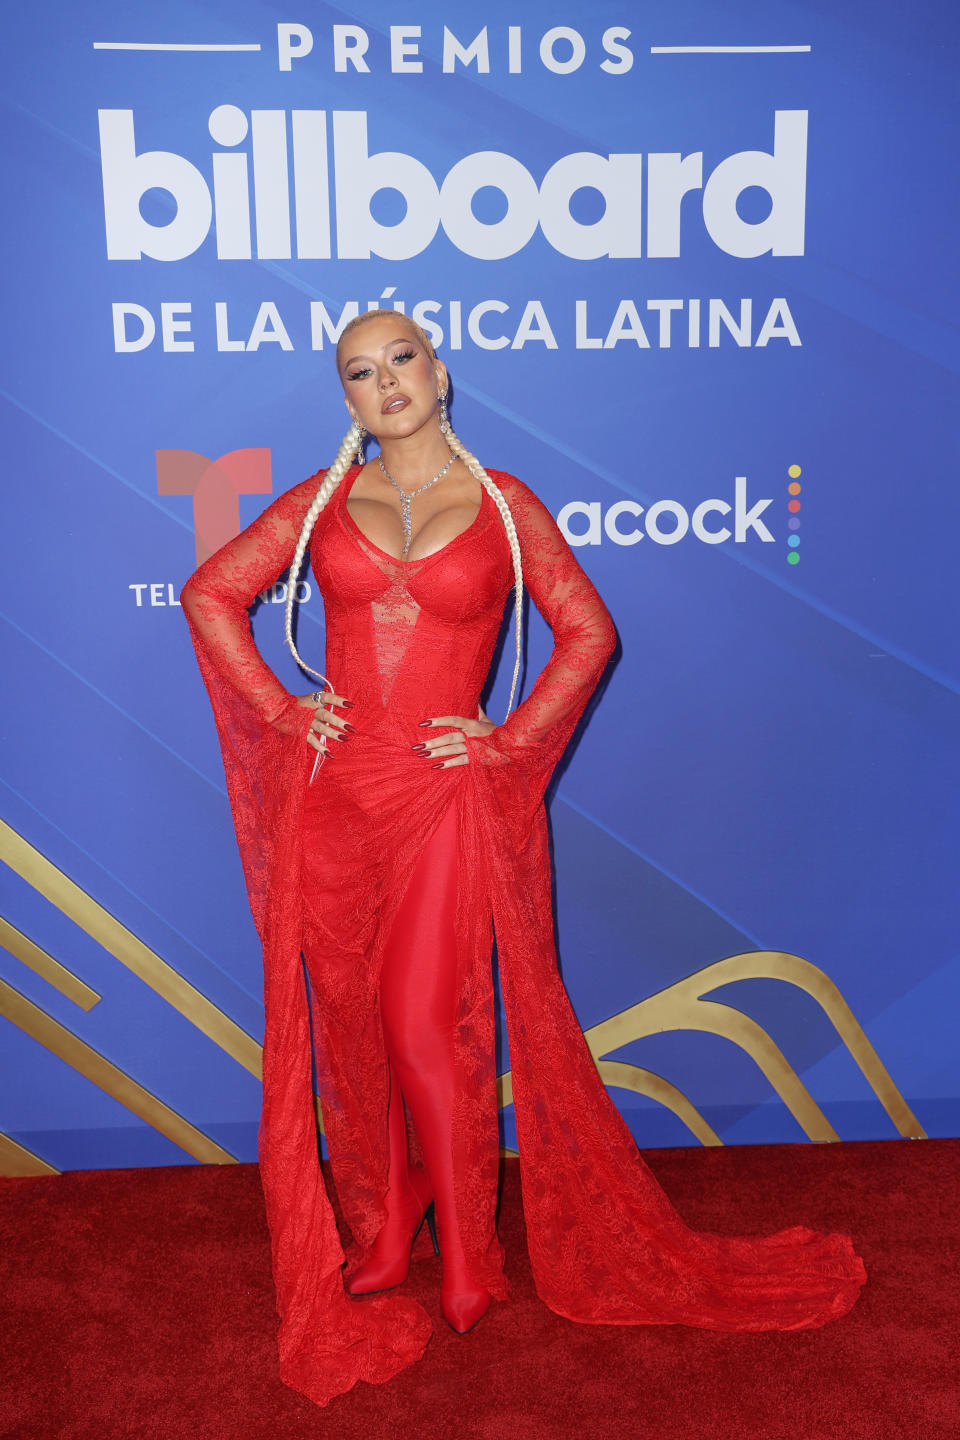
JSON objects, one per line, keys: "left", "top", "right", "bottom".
{"left": 271, "top": 467, "right": 329, "bottom": 517}
{"left": 481, "top": 468, "right": 555, "bottom": 524}
{"left": 284, "top": 460, "right": 360, "bottom": 500}
{"left": 482, "top": 466, "right": 522, "bottom": 491}
{"left": 482, "top": 468, "right": 541, "bottom": 505}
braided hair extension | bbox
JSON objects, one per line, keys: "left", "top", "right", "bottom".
{"left": 281, "top": 421, "right": 360, "bottom": 694}
{"left": 441, "top": 426, "right": 523, "bottom": 717}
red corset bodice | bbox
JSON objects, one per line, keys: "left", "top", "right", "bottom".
{"left": 310, "top": 465, "right": 514, "bottom": 733}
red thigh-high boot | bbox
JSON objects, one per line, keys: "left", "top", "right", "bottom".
{"left": 344, "top": 1051, "right": 439, "bottom": 1296}
{"left": 376, "top": 798, "right": 493, "bottom": 1334}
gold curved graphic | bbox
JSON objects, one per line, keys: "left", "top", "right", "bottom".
{"left": 497, "top": 951, "right": 922, "bottom": 1148}
{"left": 594, "top": 1060, "right": 724, "bottom": 1146}
{"left": 0, "top": 811, "right": 924, "bottom": 1175}
{"left": 579, "top": 951, "right": 925, "bottom": 1145}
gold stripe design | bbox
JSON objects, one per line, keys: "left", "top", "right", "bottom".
{"left": 0, "top": 820, "right": 261, "bottom": 1077}
{"left": 0, "top": 915, "right": 101, "bottom": 1010}
{"left": 0, "top": 820, "right": 339, "bottom": 1165}
{"left": 0, "top": 976, "right": 236, "bottom": 1164}
{"left": 0, "top": 1131, "right": 60, "bottom": 1177}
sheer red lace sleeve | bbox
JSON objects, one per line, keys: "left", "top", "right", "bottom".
{"left": 178, "top": 474, "right": 330, "bottom": 936}
{"left": 466, "top": 472, "right": 615, "bottom": 816}
{"left": 179, "top": 474, "right": 322, "bottom": 728}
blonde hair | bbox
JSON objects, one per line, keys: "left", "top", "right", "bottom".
{"left": 283, "top": 310, "right": 524, "bottom": 719}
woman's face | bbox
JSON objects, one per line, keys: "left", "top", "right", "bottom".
{"left": 338, "top": 316, "right": 447, "bottom": 444}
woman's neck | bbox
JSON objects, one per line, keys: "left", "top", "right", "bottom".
{"left": 376, "top": 427, "right": 453, "bottom": 488}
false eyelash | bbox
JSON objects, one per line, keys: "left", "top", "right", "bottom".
{"left": 346, "top": 349, "right": 415, "bottom": 382}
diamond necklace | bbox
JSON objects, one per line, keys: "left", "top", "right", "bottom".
{"left": 377, "top": 452, "right": 455, "bottom": 558}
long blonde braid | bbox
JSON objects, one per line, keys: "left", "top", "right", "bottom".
{"left": 442, "top": 427, "right": 524, "bottom": 718}
{"left": 282, "top": 421, "right": 361, "bottom": 690}
{"left": 284, "top": 310, "right": 525, "bottom": 719}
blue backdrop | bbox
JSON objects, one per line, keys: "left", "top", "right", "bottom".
{"left": 1, "top": 0, "right": 957, "bottom": 1173}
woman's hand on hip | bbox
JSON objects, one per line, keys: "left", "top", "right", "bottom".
{"left": 413, "top": 704, "right": 496, "bottom": 769}
{"left": 295, "top": 689, "right": 355, "bottom": 754}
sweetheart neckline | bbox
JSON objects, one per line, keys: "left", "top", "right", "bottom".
{"left": 338, "top": 464, "right": 489, "bottom": 566}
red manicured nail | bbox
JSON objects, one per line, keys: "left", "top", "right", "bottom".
{"left": 341, "top": 700, "right": 354, "bottom": 708}
{"left": 432, "top": 762, "right": 444, "bottom": 769}
{"left": 417, "top": 720, "right": 432, "bottom": 727}
{"left": 342, "top": 722, "right": 356, "bottom": 733}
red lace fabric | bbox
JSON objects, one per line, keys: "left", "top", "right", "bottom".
{"left": 181, "top": 465, "right": 867, "bottom": 1408}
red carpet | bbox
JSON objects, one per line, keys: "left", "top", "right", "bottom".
{"left": 2, "top": 1138, "right": 957, "bottom": 1439}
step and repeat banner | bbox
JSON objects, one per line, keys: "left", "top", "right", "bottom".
{"left": 1, "top": 1, "right": 957, "bottom": 1173}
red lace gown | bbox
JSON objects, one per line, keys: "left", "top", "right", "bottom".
{"left": 181, "top": 464, "right": 867, "bottom": 1408}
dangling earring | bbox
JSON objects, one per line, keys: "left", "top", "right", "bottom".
{"left": 438, "top": 392, "right": 450, "bottom": 435}
{"left": 354, "top": 421, "right": 366, "bottom": 466}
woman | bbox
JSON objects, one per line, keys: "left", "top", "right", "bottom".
{"left": 180, "top": 309, "right": 867, "bottom": 1409}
